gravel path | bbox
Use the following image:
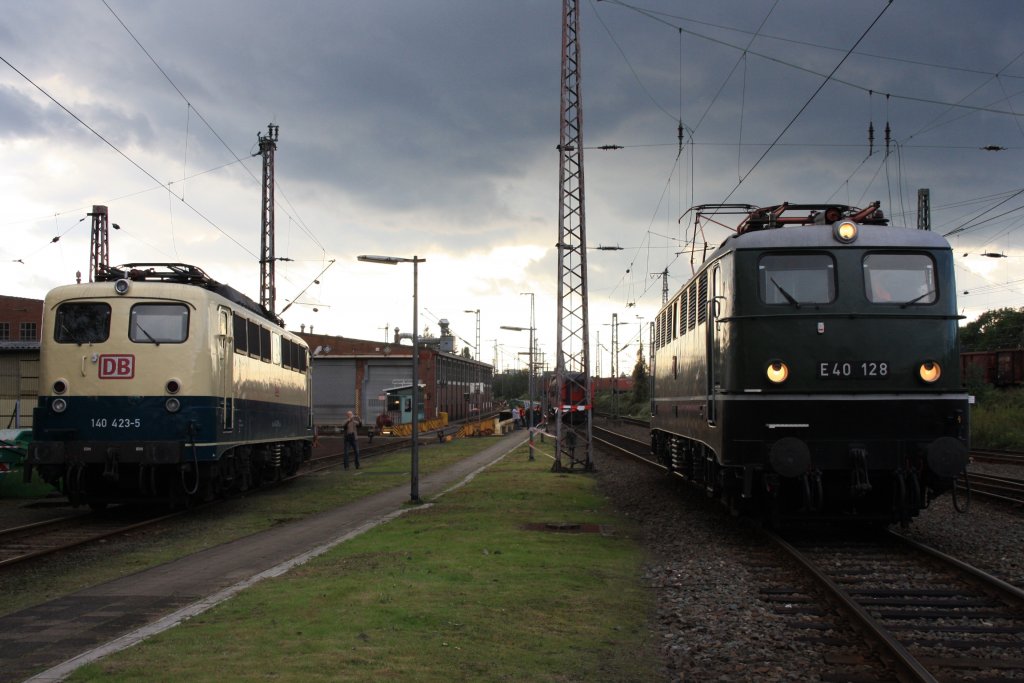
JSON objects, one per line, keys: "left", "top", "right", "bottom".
{"left": 591, "top": 422, "right": 1024, "bottom": 682}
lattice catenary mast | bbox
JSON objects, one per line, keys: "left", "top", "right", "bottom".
{"left": 88, "top": 205, "right": 110, "bottom": 282}
{"left": 258, "top": 124, "right": 279, "bottom": 316}
{"left": 553, "top": 0, "right": 593, "bottom": 471}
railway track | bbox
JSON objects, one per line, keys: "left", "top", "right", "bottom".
{"left": 592, "top": 425, "right": 657, "bottom": 467}
{"left": 961, "top": 471, "right": 1024, "bottom": 508}
{"left": 0, "top": 439, "right": 410, "bottom": 571}
{"left": 971, "top": 449, "right": 1024, "bottom": 466}
{"left": 769, "top": 529, "right": 1024, "bottom": 682}
{"left": 0, "top": 508, "right": 182, "bottom": 569}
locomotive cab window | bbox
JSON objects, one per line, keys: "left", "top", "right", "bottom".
{"left": 863, "top": 253, "right": 936, "bottom": 305}
{"left": 54, "top": 302, "right": 112, "bottom": 344}
{"left": 129, "top": 303, "right": 189, "bottom": 344}
{"left": 758, "top": 254, "right": 836, "bottom": 305}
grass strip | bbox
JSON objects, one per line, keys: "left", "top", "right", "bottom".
{"left": 69, "top": 442, "right": 659, "bottom": 682}
{"left": 3, "top": 439, "right": 506, "bottom": 615}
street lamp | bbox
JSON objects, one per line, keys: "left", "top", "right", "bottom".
{"left": 501, "top": 317, "right": 535, "bottom": 461}
{"left": 358, "top": 254, "right": 426, "bottom": 502}
{"left": 463, "top": 309, "right": 480, "bottom": 361}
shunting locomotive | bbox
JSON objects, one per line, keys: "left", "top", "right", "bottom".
{"left": 26, "top": 263, "right": 314, "bottom": 508}
{"left": 650, "top": 203, "right": 969, "bottom": 525}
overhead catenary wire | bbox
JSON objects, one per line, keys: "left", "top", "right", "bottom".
{"left": 101, "top": 0, "right": 327, "bottom": 256}
{"left": 601, "top": 0, "right": 1024, "bottom": 120}
{"left": 0, "top": 54, "right": 256, "bottom": 260}
{"left": 602, "top": 1, "right": 1024, "bottom": 82}
{"left": 716, "top": 0, "right": 894, "bottom": 206}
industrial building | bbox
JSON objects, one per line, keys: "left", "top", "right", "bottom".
{"left": 0, "top": 295, "right": 42, "bottom": 429}
{"left": 299, "top": 319, "right": 493, "bottom": 430}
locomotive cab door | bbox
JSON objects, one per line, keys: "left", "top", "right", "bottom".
{"left": 218, "top": 306, "right": 234, "bottom": 432}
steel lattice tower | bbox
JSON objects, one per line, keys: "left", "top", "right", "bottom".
{"left": 88, "top": 205, "right": 109, "bottom": 282}
{"left": 553, "top": 0, "right": 593, "bottom": 471}
{"left": 258, "top": 124, "right": 279, "bottom": 316}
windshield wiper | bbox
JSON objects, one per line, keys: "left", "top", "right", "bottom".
{"left": 899, "top": 289, "right": 935, "bottom": 309}
{"left": 134, "top": 323, "right": 160, "bottom": 346}
{"left": 770, "top": 278, "right": 801, "bottom": 308}
{"left": 60, "top": 322, "right": 80, "bottom": 345}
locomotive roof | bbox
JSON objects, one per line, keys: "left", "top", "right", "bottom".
{"left": 716, "top": 224, "right": 953, "bottom": 257}
{"left": 91, "top": 262, "right": 279, "bottom": 325}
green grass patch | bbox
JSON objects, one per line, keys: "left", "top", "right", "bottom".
{"left": 966, "top": 385, "right": 1024, "bottom": 449}
{"left": 69, "top": 444, "right": 659, "bottom": 682}
{"left": 3, "top": 439, "right": 506, "bottom": 615}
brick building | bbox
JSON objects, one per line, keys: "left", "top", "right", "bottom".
{"left": 0, "top": 295, "right": 43, "bottom": 428}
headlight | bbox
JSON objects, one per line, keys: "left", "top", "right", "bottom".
{"left": 166, "top": 379, "right": 181, "bottom": 394}
{"left": 919, "top": 361, "right": 941, "bottom": 383}
{"left": 833, "top": 221, "right": 858, "bottom": 243}
{"left": 165, "top": 397, "right": 181, "bottom": 413}
{"left": 52, "top": 398, "right": 67, "bottom": 413}
{"left": 114, "top": 278, "right": 130, "bottom": 295}
{"left": 53, "top": 379, "right": 68, "bottom": 394}
{"left": 766, "top": 361, "right": 789, "bottom": 383}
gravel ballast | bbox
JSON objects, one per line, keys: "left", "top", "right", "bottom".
{"left": 591, "top": 423, "right": 1024, "bottom": 682}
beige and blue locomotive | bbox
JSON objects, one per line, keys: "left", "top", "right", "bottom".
{"left": 651, "top": 204, "right": 969, "bottom": 525}
{"left": 26, "top": 264, "right": 313, "bottom": 507}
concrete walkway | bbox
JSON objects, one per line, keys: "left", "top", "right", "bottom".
{"left": 2, "top": 432, "right": 529, "bottom": 683}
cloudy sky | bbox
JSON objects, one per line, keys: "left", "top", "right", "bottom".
{"left": 3, "top": 0, "right": 1024, "bottom": 373}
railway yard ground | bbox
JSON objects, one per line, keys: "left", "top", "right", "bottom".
{"left": 1, "top": 423, "right": 1023, "bottom": 682}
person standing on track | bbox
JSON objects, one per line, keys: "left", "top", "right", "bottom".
{"left": 343, "top": 410, "right": 362, "bottom": 469}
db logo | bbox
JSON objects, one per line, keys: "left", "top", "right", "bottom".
{"left": 98, "top": 354, "right": 135, "bottom": 379}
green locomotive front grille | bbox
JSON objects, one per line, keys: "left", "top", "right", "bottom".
{"left": 717, "top": 393, "right": 968, "bottom": 470}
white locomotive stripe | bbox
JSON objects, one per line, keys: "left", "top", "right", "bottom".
{"left": 189, "top": 436, "right": 310, "bottom": 449}
{"left": 655, "top": 393, "right": 968, "bottom": 402}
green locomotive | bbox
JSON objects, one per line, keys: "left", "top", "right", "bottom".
{"left": 651, "top": 203, "right": 969, "bottom": 525}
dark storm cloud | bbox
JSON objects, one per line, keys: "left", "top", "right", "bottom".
{"left": 0, "top": 85, "right": 53, "bottom": 139}
{"left": 6, "top": 2, "right": 1024, "bottom": 263}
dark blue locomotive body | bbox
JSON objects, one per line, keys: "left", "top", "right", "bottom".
{"left": 651, "top": 205, "right": 969, "bottom": 524}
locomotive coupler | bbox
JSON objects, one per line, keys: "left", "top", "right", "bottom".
{"left": 741, "top": 465, "right": 756, "bottom": 499}
{"left": 801, "top": 469, "right": 824, "bottom": 511}
{"left": 849, "top": 447, "right": 872, "bottom": 494}
{"left": 103, "top": 448, "right": 120, "bottom": 481}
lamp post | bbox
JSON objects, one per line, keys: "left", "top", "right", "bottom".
{"left": 358, "top": 254, "right": 425, "bottom": 502}
{"left": 463, "top": 309, "right": 480, "bottom": 361}
{"left": 501, "top": 320, "right": 535, "bottom": 461}
{"left": 520, "top": 292, "right": 536, "bottom": 442}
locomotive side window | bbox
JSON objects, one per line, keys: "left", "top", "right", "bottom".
{"left": 129, "top": 304, "right": 189, "bottom": 343}
{"left": 54, "top": 302, "right": 111, "bottom": 344}
{"left": 758, "top": 254, "right": 836, "bottom": 305}
{"left": 247, "top": 320, "right": 261, "bottom": 358}
{"left": 233, "top": 313, "right": 247, "bottom": 353}
{"left": 863, "top": 253, "right": 936, "bottom": 305}
{"left": 259, "top": 326, "right": 271, "bottom": 362}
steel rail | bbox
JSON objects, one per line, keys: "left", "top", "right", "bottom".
{"left": 766, "top": 531, "right": 939, "bottom": 683}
